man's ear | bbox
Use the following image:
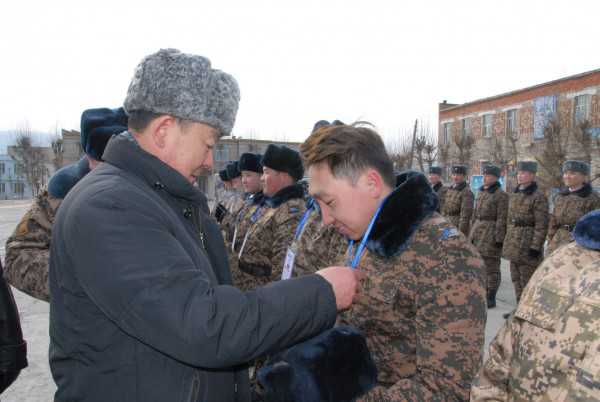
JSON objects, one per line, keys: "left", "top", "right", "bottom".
{"left": 364, "top": 168, "right": 385, "bottom": 199}
{"left": 149, "top": 115, "right": 176, "bottom": 148}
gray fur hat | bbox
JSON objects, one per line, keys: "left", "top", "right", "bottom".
{"left": 562, "top": 160, "right": 590, "bottom": 175}
{"left": 517, "top": 161, "right": 537, "bottom": 173}
{"left": 451, "top": 165, "right": 468, "bottom": 175}
{"left": 124, "top": 48, "right": 240, "bottom": 136}
{"left": 483, "top": 165, "right": 501, "bottom": 177}
{"left": 429, "top": 166, "right": 442, "bottom": 175}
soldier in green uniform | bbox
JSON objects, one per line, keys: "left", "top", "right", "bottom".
{"left": 3, "top": 107, "right": 127, "bottom": 301}
{"left": 469, "top": 165, "right": 508, "bottom": 308}
{"left": 441, "top": 165, "right": 474, "bottom": 235}
{"left": 501, "top": 161, "right": 548, "bottom": 304}
{"left": 546, "top": 160, "right": 600, "bottom": 256}
{"left": 472, "top": 209, "right": 600, "bottom": 401}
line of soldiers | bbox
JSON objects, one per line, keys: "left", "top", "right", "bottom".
{"left": 429, "top": 159, "right": 600, "bottom": 309}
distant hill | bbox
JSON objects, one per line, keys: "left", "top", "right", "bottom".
{"left": 0, "top": 130, "right": 53, "bottom": 153}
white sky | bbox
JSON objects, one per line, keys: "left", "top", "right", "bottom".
{"left": 1, "top": 0, "right": 599, "bottom": 144}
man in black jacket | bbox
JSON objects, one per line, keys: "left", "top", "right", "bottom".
{"left": 49, "top": 48, "right": 359, "bottom": 402}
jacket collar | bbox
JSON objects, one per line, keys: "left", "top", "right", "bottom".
{"left": 264, "top": 183, "right": 304, "bottom": 208}
{"left": 479, "top": 181, "right": 501, "bottom": 193}
{"left": 366, "top": 171, "right": 438, "bottom": 258}
{"left": 102, "top": 132, "right": 209, "bottom": 211}
{"left": 514, "top": 182, "right": 538, "bottom": 195}
{"left": 559, "top": 182, "right": 593, "bottom": 198}
{"left": 451, "top": 181, "right": 467, "bottom": 191}
{"left": 250, "top": 191, "right": 265, "bottom": 205}
{"left": 573, "top": 209, "right": 600, "bottom": 251}
{"left": 432, "top": 182, "right": 443, "bottom": 192}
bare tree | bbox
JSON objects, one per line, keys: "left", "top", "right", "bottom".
{"left": 386, "top": 129, "right": 413, "bottom": 172}
{"left": 452, "top": 130, "right": 475, "bottom": 166}
{"left": 9, "top": 124, "right": 49, "bottom": 197}
{"left": 413, "top": 122, "right": 438, "bottom": 172}
{"left": 534, "top": 119, "right": 570, "bottom": 190}
{"left": 51, "top": 137, "right": 64, "bottom": 171}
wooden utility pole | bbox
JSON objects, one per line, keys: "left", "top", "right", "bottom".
{"left": 408, "top": 119, "right": 418, "bottom": 169}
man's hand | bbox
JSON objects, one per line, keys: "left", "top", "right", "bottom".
{"left": 316, "top": 266, "right": 363, "bottom": 311}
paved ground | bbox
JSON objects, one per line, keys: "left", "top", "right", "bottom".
{"left": 0, "top": 199, "right": 517, "bottom": 401}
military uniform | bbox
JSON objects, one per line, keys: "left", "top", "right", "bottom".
{"left": 547, "top": 182, "right": 600, "bottom": 255}
{"left": 340, "top": 173, "right": 486, "bottom": 402}
{"left": 4, "top": 189, "right": 61, "bottom": 301}
{"left": 234, "top": 183, "right": 306, "bottom": 290}
{"left": 469, "top": 181, "right": 508, "bottom": 306}
{"left": 501, "top": 182, "right": 549, "bottom": 302}
{"left": 219, "top": 189, "right": 247, "bottom": 242}
{"left": 432, "top": 182, "right": 447, "bottom": 212}
{"left": 471, "top": 210, "right": 600, "bottom": 401}
{"left": 441, "top": 181, "right": 474, "bottom": 235}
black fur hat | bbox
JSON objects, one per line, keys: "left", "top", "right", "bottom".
{"left": 239, "top": 153, "right": 262, "bottom": 173}
{"left": 517, "top": 161, "right": 537, "bottom": 173}
{"left": 429, "top": 166, "right": 442, "bottom": 175}
{"left": 562, "top": 160, "right": 590, "bottom": 176}
{"left": 226, "top": 161, "right": 241, "bottom": 179}
{"left": 80, "top": 107, "right": 128, "bottom": 160}
{"left": 258, "top": 326, "right": 377, "bottom": 402}
{"left": 483, "top": 165, "right": 501, "bottom": 177}
{"left": 573, "top": 209, "right": 600, "bottom": 251}
{"left": 261, "top": 144, "right": 304, "bottom": 181}
{"left": 451, "top": 165, "right": 468, "bottom": 175}
{"left": 218, "top": 169, "right": 229, "bottom": 182}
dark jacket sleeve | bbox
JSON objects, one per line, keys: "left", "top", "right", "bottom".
{"left": 66, "top": 190, "right": 337, "bottom": 369}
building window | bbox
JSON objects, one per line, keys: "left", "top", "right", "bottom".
{"left": 0, "top": 163, "right": 4, "bottom": 175}
{"left": 573, "top": 94, "right": 590, "bottom": 125}
{"left": 215, "top": 145, "right": 229, "bottom": 162}
{"left": 14, "top": 165, "right": 22, "bottom": 177}
{"left": 0, "top": 183, "right": 5, "bottom": 193}
{"left": 443, "top": 123, "right": 452, "bottom": 144}
{"left": 482, "top": 114, "right": 493, "bottom": 138}
{"left": 461, "top": 118, "right": 472, "bottom": 138}
{"left": 12, "top": 182, "right": 24, "bottom": 195}
{"left": 506, "top": 109, "right": 517, "bottom": 137}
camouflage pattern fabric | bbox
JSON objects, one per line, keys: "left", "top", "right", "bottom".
{"left": 433, "top": 182, "right": 448, "bottom": 213}
{"left": 441, "top": 181, "right": 474, "bottom": 235}
{"left": 339, "top": 213, "right": 486, "bottom": 402}
{"left": 509, "top": 261, "right": 538, "bottom": 302}
{"left": 482, "top": 256, "right": 501, "bottom": 297}
{"left": 4, "top": 189, "right": 61, "bottom": 301}
{"left": 547, "top": 183, "right": 600, "bottom": 256}
{"left": 468, "top": 182, "right": 508, "bottom": 258}
{"left": 220, "top": 192, "right": 250, "bottom": 243}
{"left": 471, "top": 242, "right": 600, "bottom": 401}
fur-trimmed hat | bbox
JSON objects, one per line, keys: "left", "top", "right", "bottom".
{"left": 451, "top": 165, "right": 468, "bottom": 175}
{"left": 429, "top": 166, "right": 442, "bottom": 175}
{"left": 483, "top": 165, "right": 501, "bottom": 177}
{"left": 123, "top": 48, "right": 240, "bottom": 136}
{"left": 562, "top": 160, "right": 590, "bottom": 175}
{"left": 573, "top": 209, "right": 600, "bottom": 251}
{"left": 517, "top": 161, "right": 537, "bottom": 173}
{"left": 218, "top": 169, "right": 229, "bottom": 182}
{"left": 262, "top": 145, "right": 304, "bottom": 181}
{"left": 226, "top": 161, "right": 241, "bottom": 180}
{"left": 80, "top": 107, "right": 128, "bottom": 160}
{"left": 239, "top": 153, "right": 262, "bottom": 173}
{"left": 258, "top": 326, "right": 377, "bottom": 402}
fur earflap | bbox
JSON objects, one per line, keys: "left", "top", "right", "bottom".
{"left": 573, "top": 209, "right": 600, "bottom": 251}
{"left": 258, "top": 326, "right": 377, "bottom": 402}
{"left": 367, "top": 171, "right": 438, "bottom": 258}
{"left": 48, "top": 157, "right": 91, "bottom": 199}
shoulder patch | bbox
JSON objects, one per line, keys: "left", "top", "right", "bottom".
{"left": 439, "top": 227, "right": 459, "bottom": 241}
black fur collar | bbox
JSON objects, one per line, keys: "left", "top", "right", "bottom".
{"left": 514, "top": 182, "right": 538, "bottom": 195}
{"left": 573, "top": 209, "right": 600, "bottom": 250}
{"left": 559, "top": 182, "right": 593, "bottom": 198}
{"left": 249, "top": 191, "right": 265, "bottom": 205}
{"left": 265, "top": 183, "right": 304, "bottom": 208}
{"left": 479, "top": 181, "right": 501, "bottom": 193}
{"left": 451, "top": 181, "right": 467, "bottom": 191}
{"left": 366, "top": 171, "right": 438, "bottom": 258}
{"left": 433, "top": 182, "right": 443, "bottom": 192}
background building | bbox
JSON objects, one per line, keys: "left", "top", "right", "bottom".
{"left": 0, "top": 154, "right": 33, "bottom": 199}
{"left": 439, "top": 68, "right": 600, "bottom": 192}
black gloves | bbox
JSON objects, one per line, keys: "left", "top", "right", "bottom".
{"left": 528, "top": 248, "right": 541, "bottom": 259}
{"left": 214, "top": 203, "right": 228, "bottom": 223}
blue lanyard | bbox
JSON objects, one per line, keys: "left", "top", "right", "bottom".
{"left": 250, "top": 205, "right": 263, "bottom": 223}
{"left": 294, "top": 204, "right": 314, "bottom": 240}
{"left": 346, "top": 196, "right": 388, "bottom": 269}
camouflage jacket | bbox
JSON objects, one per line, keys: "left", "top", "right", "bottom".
{"left": 471, "top": 217, "right": 600, "bottom": 401}
{"left": 220, "top": 191, "right": 257, "bottom": 244}
{"left": 501, "top": 182, "right": 549, "bottom": 264}
{"left": 340, "top": 173, "right": 486, "bottom": 402}
{"left": 433, "top": 182, "right": 448, "bottom": 213}
{"left": 4, "top": 189, "right": 62, "bottom": 301}
{"left": 547, "top": 183, "right": 600, "bottom": 256}
{"left": 234, "top": 184, "right": 306, "bottom": 290}
{"left": 468, "top": 182, "right": 508, "bottom": 258}
{"left": 290, "top": 201, "right": 347, "bottom": 277}
{"left": 441, "top": 181, "right": 474, "bottom": 235}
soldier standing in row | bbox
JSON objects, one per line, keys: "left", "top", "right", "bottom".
{"left": 546, "top": 160, "right": 600, "bottom": 256}
{"left": 471, "top": 209, "right": 600, "bottom": 401}
{"left": 501, "top": 161, "right": 548, "bottom": 305}
{"left": 441, "top": 165, "right": 474, "bottom": 235}
{"left": 428, "top": 165, "right": 447, "bottom": 212}
{"left": 235, "top": 144, "right": 306, "bottom": 290}
{"left": 468, "top": 165, "right": 508, "bottom": 308}
{"left": 3, "top": 107, "right": 127, "bottom": 301}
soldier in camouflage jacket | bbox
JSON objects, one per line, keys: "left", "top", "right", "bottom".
{"left": 472, "top": 209, "right": 600, "bottom": 401}
{"left": 441, "top": 165, "right": 474, "bottom": 235}
{"left": 547, "top": 160, "right": 600, "bottom": 256}
{"left": 501, "top": 161, "right": 549, "bottom": 302}
{"left": 3, "top": 107, "right": 127, "bottom": 302}
{"left": 468, "top": 165, "right": 508, "bottom": 308}
{"left": 428, "top": 165, "right": 447, "bottom": 212}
